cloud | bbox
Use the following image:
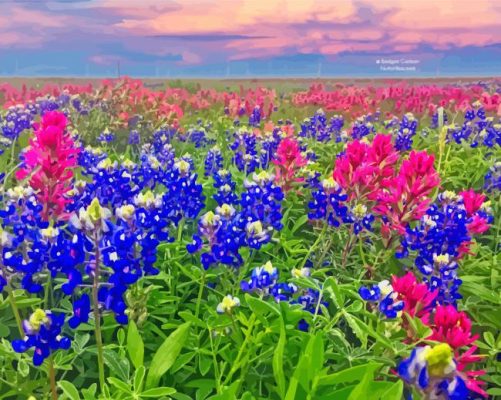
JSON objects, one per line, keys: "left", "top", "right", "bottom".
{"left": 0, "top": 0, "right": 500, "bottom": 76}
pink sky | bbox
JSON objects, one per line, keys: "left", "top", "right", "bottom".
{"left": 0, "top": 0, "right": 500, "bottom": 76}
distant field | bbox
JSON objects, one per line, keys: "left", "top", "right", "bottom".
{"left": 1, "top": 76, "right": 499, "bottom": 92}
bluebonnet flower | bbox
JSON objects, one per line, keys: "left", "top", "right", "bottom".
{"left": 187, "top": 206, "right": 243, "bottom": 269}
{"left": 430, "top": 109, "right": 449, "bottom": 129}
{"left": 294, "top": 288, "right": 328, "bottom": 331}
{"left": 240, "top": 171, "right": 284, "bottom": 241}
{"left": 37, "top": 96, "right": 60, "bottom": 115}
{"left": 248, "top": 106, "right": 261, "bottom": 127}
{"left": 0, "top": 186, "right": 50, "bottom": 294}
{"left": 230, "top": 128, "right": 259, "bottom": 174}
{"left": 0, "top": 137, "right": 12, "bottom": 156}
{"left": 67, "top": 196, "right": 165, "bottom": 325}
{"left": 152, "top": 127, "right": 176, "bottom": 152}
{"left": 260, "top": 128, "right": 283, "bottom": 169}
{"left": 70, "top": 157, "right": 140, "bottom": 211}
{"left": 188, "top": 172, "right": 283, "bottom": 269}
{"left": 1, "top": 104, "right": 34, "bottom": 139}
{"left": 351, "top": 115, "right": 375, "bottom": 140}
{"left": 447, "top": 102, "right": 501, "bottom": 147}
{"left": 393, "top": 113, "right": 418, "bottom": 151}
{"left": 484, "top": 161, "right": 501, "bottom": 192}
{"left": 68, "top": 293, "right": 91, "bottom": 328}
{"left": 217, "top": 295, "right": 240, "bottom": 314}
{"left": 347, "top": 204, "right": 375, "bottom": 234}
{"left": 213, "top": 169, "right": 239, "bottom": 206}
{"left": 97, "top": 128, "right": 115, "bottom": 144}
{"left": 182, "top": 123, "right": 212, "bottom": 148}
{"left": 308, "top": 177, "right": 350, "bottom": 228}
{"left": 241, "top": 261, "right": 278, "bottom": 294}
{"left": 205, "top": 146, "right": 224, "bottom": 177}
{"left": 396, "top": 191, "right": 493, "bottom": 305}
{"left": 128, "top": 129, "right": 140, "bottom": 145}
{"left": 359, "top": 279, "right": 404, "bottom": 318}
{"left": 398, "top": 343, "right": 468, "bottom": 400}
{"left": 12, "top": 309, "right": 71, "bottom": 366}
{"left": 162, "top": 157, "right": 205, "bottom": 224}
{"left": 299, "top": 110, "right": 345, "bottom": 142}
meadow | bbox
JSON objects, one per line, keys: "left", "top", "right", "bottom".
{"left": 0, "top": 77, "right": 499, "bottom": 400}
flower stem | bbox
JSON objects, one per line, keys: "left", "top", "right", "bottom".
{"left": 48, "top": 355, "right": 58, "bottom": 400}
{"left": 6, "top": 286, "right": 23, "bottom": 337}
{"left": 92, "top": 235, "right": 106, "bottom": 393}
{"left": 300, "top": 222, "right": 328, "bottom": 268}
{"left": 194, "top": 271, "right": 206, "bottom": 320}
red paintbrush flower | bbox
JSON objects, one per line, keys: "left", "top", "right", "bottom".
{"left": 391, "top": 271, "right": 436, "bottom": 322}
{"left": 15, "top": 111, "right": 79, "bottom": 221}
{"left": 273, "top": 137, "right": 307, "bottom": 191}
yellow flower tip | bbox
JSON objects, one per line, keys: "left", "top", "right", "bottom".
{"left": 116, "top": 204, "right": 135, "bottom": 220}
{"left": 434, "top": 254, "right": 450, "bottom": 265}
{"left": 205, "top": 211, "right": 216, "bottom": 225}
{"left": 87, "top": 198, "right": 106, "bottom": 223}
{"left": 41, "top": 226, "right": 59, "bottom": 239}
{"left": 352, "top": 204, "right": 368, "bottom": 219}
{"left": 442, "top": 190, "right": 458, "bottom": 201}
{"left": 322, "top": 177, "right": 338, "bottom": 190}
{"left": 425, "top": 343, "right": 454, "bottom": 377}
{"left": 263, "top": 261, "right": 274, "bottom": 274}
{"left": 29, "top": 309, "right": 49, "bottom": 331}
{"left": 254, "top": 171, "right": 271, "bottom": 183}
{"left": 175, "top": 159, "right": 190, "bottom": 174}
{"left": 216, "top": 204, "right": 235, "bottom": 218}
{"left": 246, "top": 221, "right": 263, "bottom": 235}
{"left": 97, "top": 158, "right": 113, "bottom": 170}
{"left": 217, "top": 295, "right": 240, "bottom": 314}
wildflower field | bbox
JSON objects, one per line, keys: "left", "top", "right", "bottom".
{"left": 0, "top": 78, "right": 500, "bottom": 400}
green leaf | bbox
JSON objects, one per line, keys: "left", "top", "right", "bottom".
{"left": 81, "top": 383, "right": 97, "bottom": 400}
{"left": 379, "top": 380, "right": 403, "bottom": 400}
{"left": 141, "top": 387, "right": 177, "bottom": 398}
{"left": 245, "top": 294, "right": 280, "bottom": 318}
{"left": 325, "top": 277, "right": 344, "bottom": 308}
{"left": 347, "top": 369, "right": 373, "bottom": 400}
{"left": 207, "top": 380, "right": 240, "bottom": 400}
{"left": 18, "top": 359, "right": 29, "bottom": 377}
{"left": 107, "top": 377, "right": 131, "bottom": 394}
{"left": 318, "top": 363, "right": 382, "bottom": 387}
{"left": 134, "top": 365, "right": 146, "bottom": 393}
{"left": 127, "top": 320, "right": 144, "bottom": 369}
{"left": 291, "top": 215, "right": 309, "bottom": 234}
{"left": 57, "top": 380, "right": 81, "bottom": 400}
{"left": 146, "top": 322, "right": 191, "bottom": 389}
{"left": 342, "top": 311, "right": 367, "bottom": 348}
{"left": 103, "top": 349, "right": 130, "bottom": 382}
{"left": 273, "top": 319, "right": 286, "bottom": 399}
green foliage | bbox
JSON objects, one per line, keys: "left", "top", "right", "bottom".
{"left": 0, "top": 81, "right": 500, "bottom": 400}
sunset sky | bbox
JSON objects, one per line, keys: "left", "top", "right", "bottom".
{"left": 0, "top": 0, "right": 500, "bottom": 77}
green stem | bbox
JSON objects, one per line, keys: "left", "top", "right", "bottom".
{"left": 92, "top": 235, "right": 106, "bottom": 393}
{"left": 194, "top": 271, "right": 205, "bottom": 320}
{"left": 6, "top": 287, "right": 23, "bottom": 337}
{"left": 230, "top": 313, "right": 244, "bottom": 345}
{"left": 300, "top": 223, "right": 328, "bottom": 269}
{"left": 223, "top": 314, "right": 256, "bottom": 386}
{"left": 177, "top": 218, "right": 185, "bottom": 242}
{"left": 341, "top": 230, "right": 355, "bottom": 268}
{"left": 208, "top": 329, "right": 221, "bottom": 394}
{"left": 49, "top": 355, "right": 58, "bottom": 400}
{"left": 358, "top": 236, "right": 368, "bottom": 268}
